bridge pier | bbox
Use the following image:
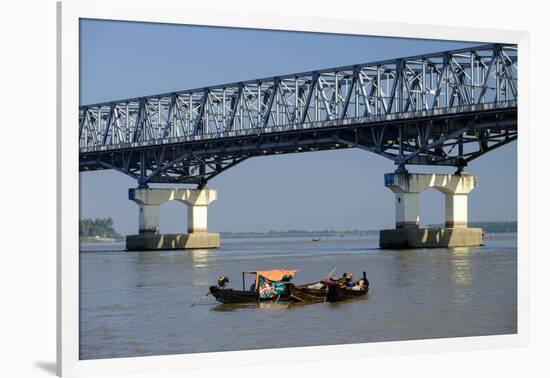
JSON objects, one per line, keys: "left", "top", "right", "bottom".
{"left": 379, "top": 172, "right": 483, "bottom": 249}
{"left": 126, "top": 187, "right": 220, "bottom": 251}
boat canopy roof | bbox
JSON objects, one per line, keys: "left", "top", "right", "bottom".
{"left": 243, "top": 269, "right": 299, "bottom": 283}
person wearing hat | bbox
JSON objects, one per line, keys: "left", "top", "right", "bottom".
{"left": 342, "top": 273, "right": 355, "bottom": 288}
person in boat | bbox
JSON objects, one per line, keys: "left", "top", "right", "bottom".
{"left": 281, "top": 274, "right": 293, "bottom": 283}
{"left": 250, "top": 274, "right": 293, "bottom": 291}
{"left": 339, "top": 272, "right": 368, "bottom": 291}
{"left": 342, "top": 273, "right": 355, "bottom": 288}
{"left": 275, "top": 274, "right": 294, "bottom": 295}
{"left": 361, "top": 272, "right": 369, "bottom": 288}
{"left": 217, "top": 276, "right": 229, "bottom": 288}
{"left": 352, "top": 278, "right": 366, "bottom": 290}
{"left": 346, "top": 272, "right": 369, "bottom": 291}
{"left": 307, "top": 276, "right": 334, "bottom": 290}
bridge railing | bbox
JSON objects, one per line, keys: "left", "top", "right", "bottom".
{"left": 79, "top": 43, "right": 517, "bottom": 153}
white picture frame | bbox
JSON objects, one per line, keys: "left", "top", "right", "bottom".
{"left": 57, "top": 1, "right": 529, "bottom": 376}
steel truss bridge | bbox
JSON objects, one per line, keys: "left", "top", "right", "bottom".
{"left": 79, "top": 43, "right": 518, "bottom": 187}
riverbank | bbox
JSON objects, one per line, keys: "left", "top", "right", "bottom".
{"left": 220, "top": 221, "right": 516, "bottom": 239}
{"left": 80, "top": 236, "right": 124, "bottom": 243}
{"left": 79, "top": 221, "right": 516, "bottom": 242}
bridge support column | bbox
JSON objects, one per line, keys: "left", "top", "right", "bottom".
{"left": 394, "top": 193, "right": 420, "bottom": 229}
{"left": 176, "top": 189, "right": 217, "bottom": 235}
{"left": 445, "top": 193, "right": 469, "bottom": 228}
{"left": 379, "top": 172, "right": 483, "bottom": 249}
{"left": 132, "top": 190, "right": 164, "bottom": 235}
{"left": 126, "top": 188, "right": 220, "bottom": 251}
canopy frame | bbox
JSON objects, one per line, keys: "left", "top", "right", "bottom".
{"left": 240, "top": 269, "right": 299, "bottom": 291}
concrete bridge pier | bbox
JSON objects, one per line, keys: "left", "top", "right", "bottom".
{"left": 126, "top": 187, "right": 220, "bottom": 251}
{"left": 380, "top": 172, "right": 483, "bottom": 249}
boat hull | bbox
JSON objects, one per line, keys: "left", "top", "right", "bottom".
{"left": 288, "top": 283, "right": 328, "bottom": 302}
{"left": 289, "top": 283, "right": 368, "bottom": 302}
{"left": 326, "top": 285, "right": 368, "bottom": 302}
{"left": 209, "top": 286, "right": 291, "bottom": 304}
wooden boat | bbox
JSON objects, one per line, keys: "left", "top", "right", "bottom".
{"left": 209, "top": 269, "right": 298, "bottom": 304}
{"left": 326, "top": 284, "right": 368, "bottom": 302}
{"left": 289, "top": 272, "right": 369, "bottom": 303}
{"left": 208, "top": 286, "right": 270, "bottom": 304}
{"left": 288, "top": 283, "right": 328, "bottom": 303}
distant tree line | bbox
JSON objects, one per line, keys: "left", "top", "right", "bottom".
{"left": 221, "top": 221, "right": 517, "bottom": 238}
{"left": 80, "top": 217, "right": 120, "bottom": 238}
{"left": 468, "top": 221, "right": 517, "bottom": 233}
{"left": 427, "top": 221, "right": 517, "bottom": 233}
{"left": 220, "top": 229, "right": 378, "bottom": 238}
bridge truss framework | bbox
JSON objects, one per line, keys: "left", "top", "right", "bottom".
{"left": 79, "top": 43, "right": 518, "bottom": 187}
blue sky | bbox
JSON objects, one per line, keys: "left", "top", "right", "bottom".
{"left": 79, "top": 19, "right": 516, "bottom": 235}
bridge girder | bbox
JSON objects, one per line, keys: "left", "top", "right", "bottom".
{"left": 79, "top": 43, "right": 518, "bottom": 186}
{"left": 80, "top": 104, "right": 517, "bottom": 186}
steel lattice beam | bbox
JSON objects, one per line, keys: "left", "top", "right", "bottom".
{"left": 79, "top": 43, "right": 518, "bottom": 186}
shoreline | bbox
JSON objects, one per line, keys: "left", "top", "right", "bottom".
{"left": 79, "top": 231, "right": 517, "bottom": 243}
{"left": 80, "top": 237, "right": 124, "bottom": 243}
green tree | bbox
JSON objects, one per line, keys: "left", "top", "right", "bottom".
{"left": 79, "top": 217, "right": 120, "bottom": 238}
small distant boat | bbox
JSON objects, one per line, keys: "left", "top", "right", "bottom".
{"left": 312, "top": 237, "right": 321, "bottom": 242}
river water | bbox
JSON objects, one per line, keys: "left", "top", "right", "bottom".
{"left": 79, "top": 233, "right": 517, "bottom": 360}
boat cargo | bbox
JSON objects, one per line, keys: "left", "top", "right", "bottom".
{"left": 209, "top": 269, "right": 369, "bottom": 304}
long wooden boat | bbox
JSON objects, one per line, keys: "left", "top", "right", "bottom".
{"left": 288, "top": 283, "right": 328, "bottom": 303}
{"left": 209, "top": 269, "right": 298, "bottom": 304}
{"left": 210, "top": 270, "right": 369, "bottom": 304}
{"left": 289, "top": 272, "right": 369, "bottom": 303}
{"left": 326, "top": 284, "right": 368, "bottom": 302}
{"left": 209, "top": 286, "right": 292, "bottom": 304}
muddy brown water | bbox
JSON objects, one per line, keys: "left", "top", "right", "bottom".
{"left": 79, "top": 233, "right": 517, "bottom": 359}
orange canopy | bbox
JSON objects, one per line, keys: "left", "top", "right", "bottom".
{"left": 243, "top": 269, "right": 299, "bottom": 290}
